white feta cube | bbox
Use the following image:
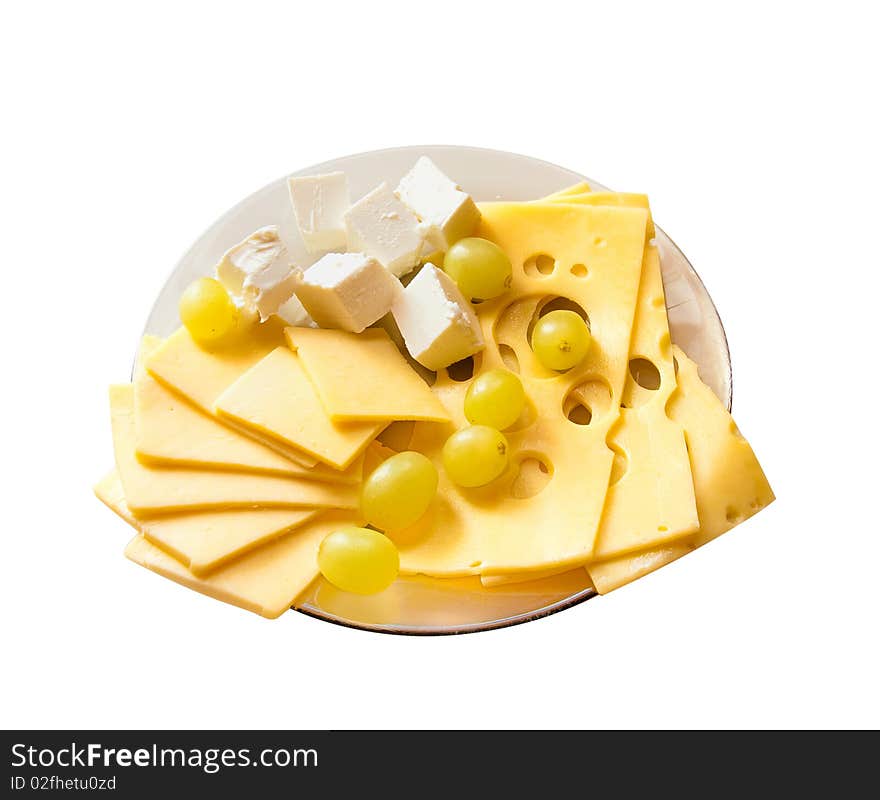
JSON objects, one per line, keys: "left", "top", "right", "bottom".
{"left": 344, "top": 182, "right": 424, "bottom": 278}
{"left": 215, "top": 226, "right": 298, "bottom": 321}
{"left": 391, "top": 264, "right": 484, "bottom": 371}
{"left": 396, "top": 156, "right": 481, "bottom": 252}
{"left": 276, "top": 294, "right": 315, "bottom": 328}
{"left": 288, "top": 172, "right": 350, "bottom": 254}
{"left": 293, "top": 252, "right": 403, "bottom": 333}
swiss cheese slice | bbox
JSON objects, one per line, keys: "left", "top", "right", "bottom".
{"left": 285, "top": 327, "right": 451, "bottom": 423}
{"left": 548, "top": 195, "right": 697, "bottom": 560}
{"left": 395, "top": 203, "right": 649, "bottom": 577}
{"left": 145, "top": 323, "right": 317, "bottom": 468}
{"left": 110, "top": 385, "right": 358, "bottom": 517}
{"left": 134, "top": 336, "right": 362, "bottom": 483}
{"left": 480, "top": 192, "right": 697, "bottom": 581}
{"left": 95, "top": 470, "right": 319, "bottom": 575}
{"left": 539, "top": 182, "right": 591, "bottom": 200}
{"left": 587, "top": 346, "right": 774, "bottom": 593}
{"left": 554, "top": 192, "right": 656, "bottom": 240}
{"left": 214, "top": 347, "right": 383, "bottom": 470}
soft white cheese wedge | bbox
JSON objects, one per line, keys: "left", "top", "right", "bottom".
{"left": 293, "top": 253, "right": 402, "bottom": 333}
{"left": 344, "top": 182, "right": 424, "bottom": 278}
{"left": 391, "top": 264, "right": 484, "bottom": 371}
{"left": 288, "top": 172, "right": 350, "bottom": 254}
{"left": 396, "top": 156, "right": 481, "bottom": 252}
{"left": 215, "top": 226, "right": 298, "bottom": 321}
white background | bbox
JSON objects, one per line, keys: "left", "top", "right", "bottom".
{"left": 2, "top": 1, "right": 877, "bottom": 730}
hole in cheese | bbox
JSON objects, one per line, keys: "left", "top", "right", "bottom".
{"left": 523, "top": 253, "right": 556, "bottom": 277}
{"left": 570, "top": 263, "right": 588, "bottom": 278}
{"left": 567, "top": 404, "right": 592, "bottom": 426}
{"left": 609, "top": 445, "right": 628, "bottom": 486}
{"left": 628, "top": 358, "right": 661, "bottom": 391}
{"left": 510, "top": 454, "right": 553, "bottom": 499}
{"left": 447, "top": 353, "right": 480, "bottom": 382}
{"left": 499, "top": 343, "right": 520, "bottom": 373}
{"left": 526, "top": 295, "right": 591, "bottom": 344}
{"left": 562, "top": 378, "right": 612, "bottom": 425}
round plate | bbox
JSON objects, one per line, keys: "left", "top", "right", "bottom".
{"left": 143, "top": 145, "right": 731, "bottom": 635}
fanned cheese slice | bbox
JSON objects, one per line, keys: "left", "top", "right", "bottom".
{"left": 479, "top": 191, "right": 697, "bottom": 585}
{"left": 554, "top": 192, "right": 656, "bottom": 239}
{"left": 145, "top": 323, "right": 317, "bottom": 468}
{"left": 571, "top": 238, "right": 698, "bottom": 561}
{"left": 587, "top": 346, "right": 774, "bottom": 592}
{"left": 215, "top": 347, "right": 383, "bottom": 469}
{"left": 110, "top": 385, "right": 358, "bottom": 517}
{"left": 134, "top": 336, "right": 361, "bottom": 483}
{"left": 538, "top": 182, "right": 592, "bottom": 200}
{"left": 285, "top": 327, "right": 450, "bottom": 423}
{"left": 119, "top": 509, "right": 361, "bottom": 619}
{"left": 95, "top": 470, "right": 319, "bottom": 575}
{"left": 396, "top": 203, "right": 649, "bottom": 576}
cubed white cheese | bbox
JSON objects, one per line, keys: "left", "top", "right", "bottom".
{"left": 288, "top": 172, "right": 350, "bottom": 254}
{"left": 344, "top": 182, "right": 424, "bottom": 278}
{"left": 276, "top": 294, "right": 315, "bottom": 328}
{"left": 391, "top": 264, "right": 484, "bottom": 371}
{"left": 215, "top": 226, "right": 298, "bottom": 321}
{"left": 293, "top": 252, "right": 403, "bottom": 333}
{"left": 395, "top": 156, "right": 481, "bottom": 252}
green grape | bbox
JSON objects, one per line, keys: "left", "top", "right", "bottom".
{"left": 442, "top": 425, "right": 509, "bottom": 487}
{"left": 361, "top": 451, "right": 438, "bottom": 531}
{"left": 179, "top": 277, "right": 239, "bottom": 345}
{"left": 464, "top": 369, "right": 526, "bottom": 430}
{"left": 318, "top": 527, "right": 400, "bottom": 595}
{"left": 443, "top": 238, "right": 512, "bottom": 301}
{"left": 530, "top": 310, "right": 591, "bottom": 371}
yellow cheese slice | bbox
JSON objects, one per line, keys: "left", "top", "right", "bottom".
{"left": 110, "top": 384, "right": 358, "bottom": 517}
{"left": 587, "top": 542, "right": 695, "bottom": 594}
{"left": 95, "top": 470, "right": 319, "bottom": 576}
{"left": 214, "top": 347, "right": 383, "bottom": 470}
{"left": 119, "top": 507, "right": 361, "bottom": 619}
{"left": 667, "top": 346, "right": 775, "bottom": 546}
{"left": 285, "top": 327, "right": 450, "bottom": 423}
{"left": 538, "top": 182, "right": 591, "bottom": 200}
{"left": 555, "top": 192, "right": 656, "bottom": 240}
{"left": 481, "top": 566, "right": 575, "bottom": 588}
{"left": 586, "top": 346, "right": 774, "bottom": 592}
{"left": 145, "top": 323, "right": 317, "bottom": 468}
{"left": 133, "top": 336, "right": 361, "bottom": 483}
{"left": 546, "top": 199, "right": 697, "bottom": 560}
{"left": 395, "top": 203, "right": 649, "bottom": 577}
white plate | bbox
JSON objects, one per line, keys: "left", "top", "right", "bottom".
{"left": 143, "top": 145, "right": 731, "bottom": 634}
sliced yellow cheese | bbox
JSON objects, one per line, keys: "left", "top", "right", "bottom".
{"left": 110, "top": 384, "right": 358, "bottom": 517}
{"left": 120, "top": 508, "right": 360, "bottom": 619}
{"left": 538, "top": 182, "right": 592, "bottom": 200}
{"left": 95, "top": 470, "right": 319, "bottom": 576}
{"left": 145, "top": 322, "right": 317, "bottom": 468}
{"left": 667, "top": 346, "right": 775, "bottom": 546}
{"left": 587, "top": 542, "right": 695, "bottom": 594}
{"left": 214, "top": 347, "right": 383, "bottom": 470}
{"left": 545, "top": 190, "right": 697, "bottom": 559}
{"left": 555, "top": 192, "right": 656, "bottom": 240}
{"left": 396, "top": 203, "right": 649, "bottom": 577}
{"left": 134, "top": 336, "right": 361, "bottom": 483}
{"left": 586, "top": 346, "right": 774, "bottom": 592}
{"left": 285, "top": 327, "right": 450, "bottom": 423}
{"left": 481, "top": 566, "right": 575, "bottom": 588}
{"left": 566, "top": 237, "right": 697, "bottom": 561}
